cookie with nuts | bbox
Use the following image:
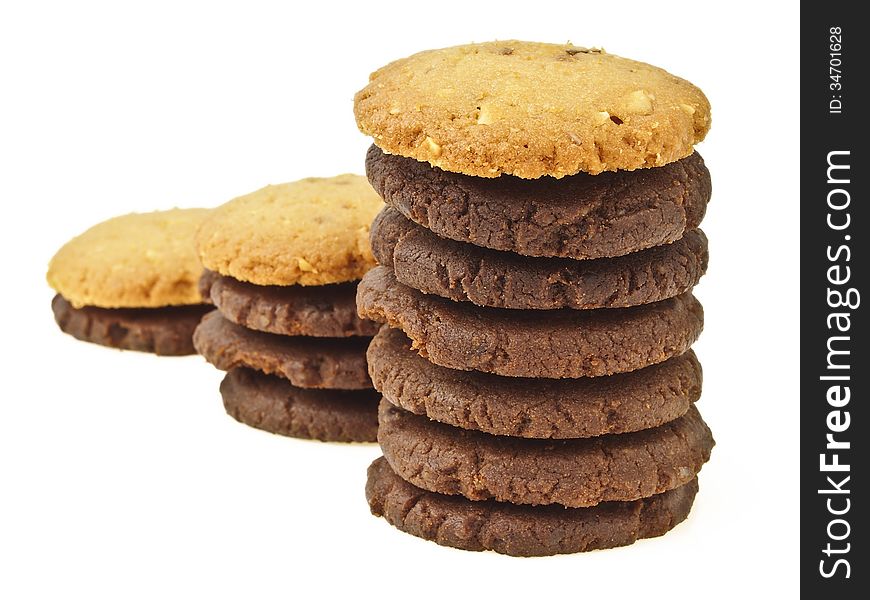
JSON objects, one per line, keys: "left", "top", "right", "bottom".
{"left": 354, "top": 41, "right": 710, "bottom": 178}
{"left": 196, "top": 174, "right": 383, "bottom": 287}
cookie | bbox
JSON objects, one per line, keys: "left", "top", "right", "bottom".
{"left": 209, "top": 274, "right": 379, "bottom": 337}
{"left": 354, "top": 41, "right": 711, "bottom": 178}
{"left": 378, "top": 399, "right": 713, "bottom": 507}
{"left": 371, "top": 208, "right": 709, "bottom": 309}
{"left": 198, "top": 270, "right": 220, "bottom": 304}
{"left": 221, "top": 368, "right": 379, "bottom": 442}
{"left": 196, "top": 175, "right": 383, "bottom": 287}
{"left": 366, "top": 146, "right": 710, "bottom": 260}
{"left": 367, "top": 327, "right": 702, "bottom": 439}
{"left": 366, "top": 457, "right": 698, "bottom": 556}
{"left": 52, "top": 294, "right": 210, "bottom": 356}
{"left": 357, "top": 267, "right": 703, "bottom": 378}
{"left": 47, "top": 208, "right": 210, "bottom": 309}
{"left": 193, "top": 310, "right": 371, "bottom": 389}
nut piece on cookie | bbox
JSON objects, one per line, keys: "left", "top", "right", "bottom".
{"left": 196, "top": 174, "right": 383, "bottom": 287}
{"left": 354, "top": 40, "right": 710, "bottom": 178}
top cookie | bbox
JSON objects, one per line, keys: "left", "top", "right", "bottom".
{"left": 47, "top": 208, "right": 210, "bottom": 309}
{"left": 196, "top": 175, "right": 383, "bottom": 287}
{"left": 354, "top": 41, "right": 710, "bottom": 179}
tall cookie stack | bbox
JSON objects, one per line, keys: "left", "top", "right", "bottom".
{"left": 193, "top": 175, "right": 384, "bottom": 442}
{"left": 354, "top": 42, "right": 716, "bottom": 555}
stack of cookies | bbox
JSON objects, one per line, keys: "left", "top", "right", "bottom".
{"left": 193, "top": 175, "right": 384, "bottom": 442}
{"left": 47, "top": 208, "right": 212, "bottom": 356}
{"left": 354, "top": 41, "right": 716, "bottom": 555}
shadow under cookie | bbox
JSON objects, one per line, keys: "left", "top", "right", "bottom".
{"left": 371, "top": 208, "right": 708, "bottom": 310}
{"left": 221, "top": 367, "right": 379, "bottom": 443}
{"left": 52, "top": 294, "right": 211, "bottom": 356}
{"left": 378, "top": 399, "right": 713, "bottom": 508}
{"left": 193, "top": 310, "right": 372, "bottom": 389}
{"left": 368, "top": 327, "right": 702, "bottom": 439}
{"left": 366, "top": 457, "right": 699, "bottom": 557}
{"left": 357, "top": 267, "right": 704, "bottom": 378}
{"left": 365, "top": 144, "right": 710, "bottom": 260}
{"left": 205, "top": 271, "right": 380, "bottom": 337}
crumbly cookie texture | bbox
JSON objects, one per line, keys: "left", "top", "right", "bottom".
{"left": 357, "top": 266, "right": 704, "bottom": 378}
{"left": 193, "top": 310, "right": 373, "bottom": 390}
{"left": 354, "top": 41, "right": 710, "bottom": 178}
{"left": 221, "top": 368, "right": 379, "bottom": 443}
{"left": 378, "top": 399, "right": 714, "bottom": 507}
{"left": 366, "top": 456, "right": 699, "bottom": 557}
{"left": 51, "top": 294, "right": 211, "bottom": 355}
{"left": 196, "top": 175, "right": 383, "bottom": 286}
{"left": 367, "top": 327, "right": 702, "bottom": 439}
{"left": 371, "top": 208, "right": 709, "bottom": 310}
{"left": 47, "top": 208, "right": 210, "bottom": 309}
{"left": 366, "top": 145, "right": 710, "bottom": 259}
{"left": 209, "top": 274, "right": 380, "bottom": 338}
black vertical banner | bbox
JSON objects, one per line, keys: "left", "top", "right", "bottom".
{"left": 801, "top": 4, "right": 867, "bottom": 597}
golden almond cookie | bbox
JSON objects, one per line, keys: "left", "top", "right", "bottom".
{"left": 47, "top": 208, "right": 210, "bottom": 309}
{"left": 354, "top": 41, "right": 710, "bottom": 178}
{"left": 196, "top": 175, "right": 383, "bottom": 286}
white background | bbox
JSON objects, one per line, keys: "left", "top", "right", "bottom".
{"left": 0, "top": 1, "right": 799, "bottom": 598}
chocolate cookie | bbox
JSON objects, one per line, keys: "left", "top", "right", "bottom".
{"left": 221, "top": 368, "right": 379, "bottom": 442}
{"left": 367, "top": 457, "right": 699, "bottom": 556}
{"left": 52, "top": 294, "right": 210, "bottom": 356}
{"left": 366, "top": 145, "right": 710, "bottom": 260}
{"left": 357, "top": 267, "right": 703, "bottom": 378}
{"left": 199, "top": 270, "right": 221, "bottom": 303}
{"left": 368, "top": 327, "right": 702, "bottom": 439}
{"left": 378, "top": 399, "right": 713, "bottom": 507}
{"left": 193, "top": 310, "right": 372, "bottom": 389}
{"left": 209, "top": 274, "right": 379, "bottom": 338}
{"left": 371, "top": 208, "right": 709, "bottom": 310}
